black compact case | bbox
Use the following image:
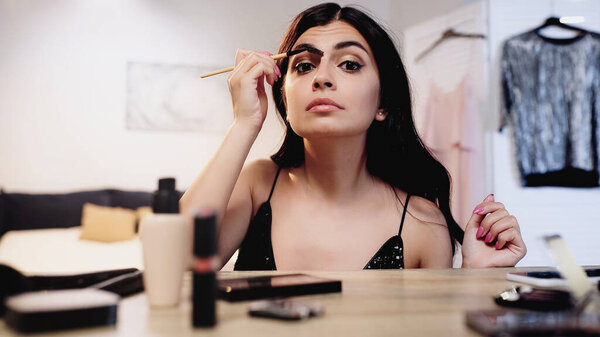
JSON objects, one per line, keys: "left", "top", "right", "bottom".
{"left": 218, "top": 274, "right": 342, "bottom": 302}
{"left": 494, "top": 286, "right": 573, "bottom": 311}
{"left": 4, "top": 289, "right": 119, "bottom": 333}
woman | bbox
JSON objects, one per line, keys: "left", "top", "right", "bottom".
{"left": 181, "top": 3, "right": 526, "bottom": 269}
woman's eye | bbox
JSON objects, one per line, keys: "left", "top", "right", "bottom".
{"left": 294, "top": 62, "right": 315, "bottom": 74}
{"left": 339, "top": 60, "right": 363, "bottom": 72}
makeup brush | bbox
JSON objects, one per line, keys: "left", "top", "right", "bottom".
{"left": 200, "top": 47, "right": 323, "bottom": 78}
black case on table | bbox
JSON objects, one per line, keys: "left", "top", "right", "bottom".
{"left": 218, "top": 273, "right": 342, "bottom": 302}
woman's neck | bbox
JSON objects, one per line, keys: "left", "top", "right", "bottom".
{"left": 299, "top": 135, "right": 371, "bottom": 201}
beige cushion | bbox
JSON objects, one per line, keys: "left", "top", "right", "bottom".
{"left": 136, "top": 206, "right": 153, "bottom": 225}
{"left": 80, "top": 203, "right": 136, "bottom": 242}
{"left": 135, "top": 206, "right": 153, "bottom": 233}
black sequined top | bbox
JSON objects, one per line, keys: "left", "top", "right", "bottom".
{"left": 234, "top": 167, "right": 410, "bottom": 270}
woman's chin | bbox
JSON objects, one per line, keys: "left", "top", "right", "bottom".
{"left": 290, "top": 118, "right": 372, "bottom": 139}
{"left": 295, "top": 128, "right": 366, "bottom": 140}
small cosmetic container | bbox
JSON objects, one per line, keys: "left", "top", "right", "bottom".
{"left": 141, "top": 178, "right": 191, "bottom": 307}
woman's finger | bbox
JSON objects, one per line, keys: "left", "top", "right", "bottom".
{"left": 478, "top": 208, "right": 510, "bottom": 238}
{"left": 234, "top": 50, "right": 276, "bottom": 73}
{"left": 483, "top": 215, "right": 518, "bottom": 245}
{"left": 495, "top": 227, "right": 518, "bottom": 250}
{"left": 234, "top": 48, "right": 252, "bottom": 66}
{"left": 229, "top": 53, "right": 277, "bottom": 89}
{"left": 233, "top": 52, "right": 272, "bottom": 75}
{"left": 242, "top": 61, "right": 277, "bottom": 86}
{"left": 464, "top": 194, "right": 494, "bottom": 237}
{"left": 472, "top": 201, "right": 506, "bottom": 216}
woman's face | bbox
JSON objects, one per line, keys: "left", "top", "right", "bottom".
{"left": 283, "top": 21, "right": 383, "bottom": 139}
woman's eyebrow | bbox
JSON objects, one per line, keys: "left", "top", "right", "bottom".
{"left": 292, "top": 41, "right": 368, "bottom": 55}
{"left": 293, "top": 43, "right": 324, "bottom": 56}
{"left": 334, "top": 40, "right": 368, "bottom": 53}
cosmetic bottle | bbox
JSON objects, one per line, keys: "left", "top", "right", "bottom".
{"left": 192, "top": 209, "right": 218, "bottom": 327}
{"left": 140, "top": 178, "right": 191, "bottom": 307}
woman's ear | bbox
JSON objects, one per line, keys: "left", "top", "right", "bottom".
{"left": 282, "top": 90, "right": 287, "bottom": 108}
{"left": 375, "top": 108, "right": 388, "bottom": 121}
{"left": 280, "top": 87, "right": 290, "bottom": 123}
{"left": 281, "top": 78, "right": 288, "bottom": 108}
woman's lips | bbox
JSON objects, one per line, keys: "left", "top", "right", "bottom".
{"left": 305, "top": 98, "right": 344, "bottom": 113}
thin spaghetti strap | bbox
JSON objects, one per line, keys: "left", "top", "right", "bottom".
{"left": 398, "top": 194, "right": 411, "bottom": 236}
{"left": 266, "top": 166, "right": 282, "bottom": 202}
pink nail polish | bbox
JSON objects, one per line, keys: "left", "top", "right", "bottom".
{"left": 476, "top": 226, "right": 484, "bottom": 239}
{"left": 495, "top": 241, "right": 500, "bottom": 249}
{"left": 473, "top": 206, "right": 484, "bottom": 214}
{"left": 485, "top": 233, "right": 492, "bottom": 243}
{"left": 261, "top": 51, "right": 273, "bottom": 56}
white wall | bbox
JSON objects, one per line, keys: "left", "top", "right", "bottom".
{"left": 0, "top": 0, "right": 484, "bottom": 193}
{"left": 389, "top": 0, "right": 478, "bottom": 34}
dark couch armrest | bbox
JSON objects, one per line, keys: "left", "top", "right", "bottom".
{"left": 108, "top": 189, "right": 153, "bottom": 209}
{"left": 0, "top": 189, "right": 5, "bottom": 237}
{"left": 108, "top": 189, "right": 184, "bottom": 210}
{"left": 0, "top": 188, "right": 186, "bottom": 237}
{"left": 0, "top": 190, "right": 112, "bottom": 233}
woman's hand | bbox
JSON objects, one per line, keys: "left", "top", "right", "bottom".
{"left": 461, "top": 194, "right": 527, "bottom": 268}
{"left": 227, "top": 49, "right": 281, "bottom": 130}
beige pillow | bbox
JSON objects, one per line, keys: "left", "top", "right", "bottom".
{"left": 80, "top": 203, "right": 136, "bottom": 242}
{"left": 135, "top": 206, "right": 153, "bottom": 233}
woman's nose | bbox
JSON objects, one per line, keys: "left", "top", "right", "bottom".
{"left": 312, "top": 66, "right": 336, "bottom": 90}
{"left": 313, "top": 81, "right": 333, "bottom": 89}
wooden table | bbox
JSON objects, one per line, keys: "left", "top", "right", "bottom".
{"left": 0, "top": 268, "right": 549, "bottom": 336}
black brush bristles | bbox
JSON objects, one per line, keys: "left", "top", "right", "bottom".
{"left": 287, "top": 47, "right": 324, "bottom": 57}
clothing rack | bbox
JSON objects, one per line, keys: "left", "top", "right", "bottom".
{"left": 415, "top": 28, "right": 486, "bottom": 63}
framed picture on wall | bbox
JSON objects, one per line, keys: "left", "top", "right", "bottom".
{"left": 126, "top": 61, "right": 232, "bottom": 132}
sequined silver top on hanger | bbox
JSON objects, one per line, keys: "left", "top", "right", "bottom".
{"left": 501, "top": 30, "right": 600, "bottom": 187}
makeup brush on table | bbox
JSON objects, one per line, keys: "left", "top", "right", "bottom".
{"left": 200, "top": 47, "right": 323, "bottom": 78}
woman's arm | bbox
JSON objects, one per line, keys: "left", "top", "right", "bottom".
{"left": 180, "top": 49, "right": 281, "bottom": 265}
{"left": 405, "top": 196, "right": 452, "bottom": 268}
{"left": 180, "top": 122, "right": 260, "bottom": 223}
{"left": 418, "top": 222, "right": 453, "bottom": 268}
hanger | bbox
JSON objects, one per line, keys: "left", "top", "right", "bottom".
{"left": 534, "top": 16, "right": 587, "bottom": 35}
{"left": 415, "top": 28, "right": 486, "bottom": 63}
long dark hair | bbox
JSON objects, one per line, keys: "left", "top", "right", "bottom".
{"left": 270, "top": 3, "right": 464, "bottom": 248}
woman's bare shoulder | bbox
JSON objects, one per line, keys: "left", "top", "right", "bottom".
{"left": 242, "top": 158, "right": 278, "bottom": 178}
{"left": 241, "top": 159, "right": 280, "bottom": 195}
{"left": 398, "top": 191, "right": 452, "bottom": 268}
{"left": 402, "top": 192, "right": 447, "bottom": 227}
